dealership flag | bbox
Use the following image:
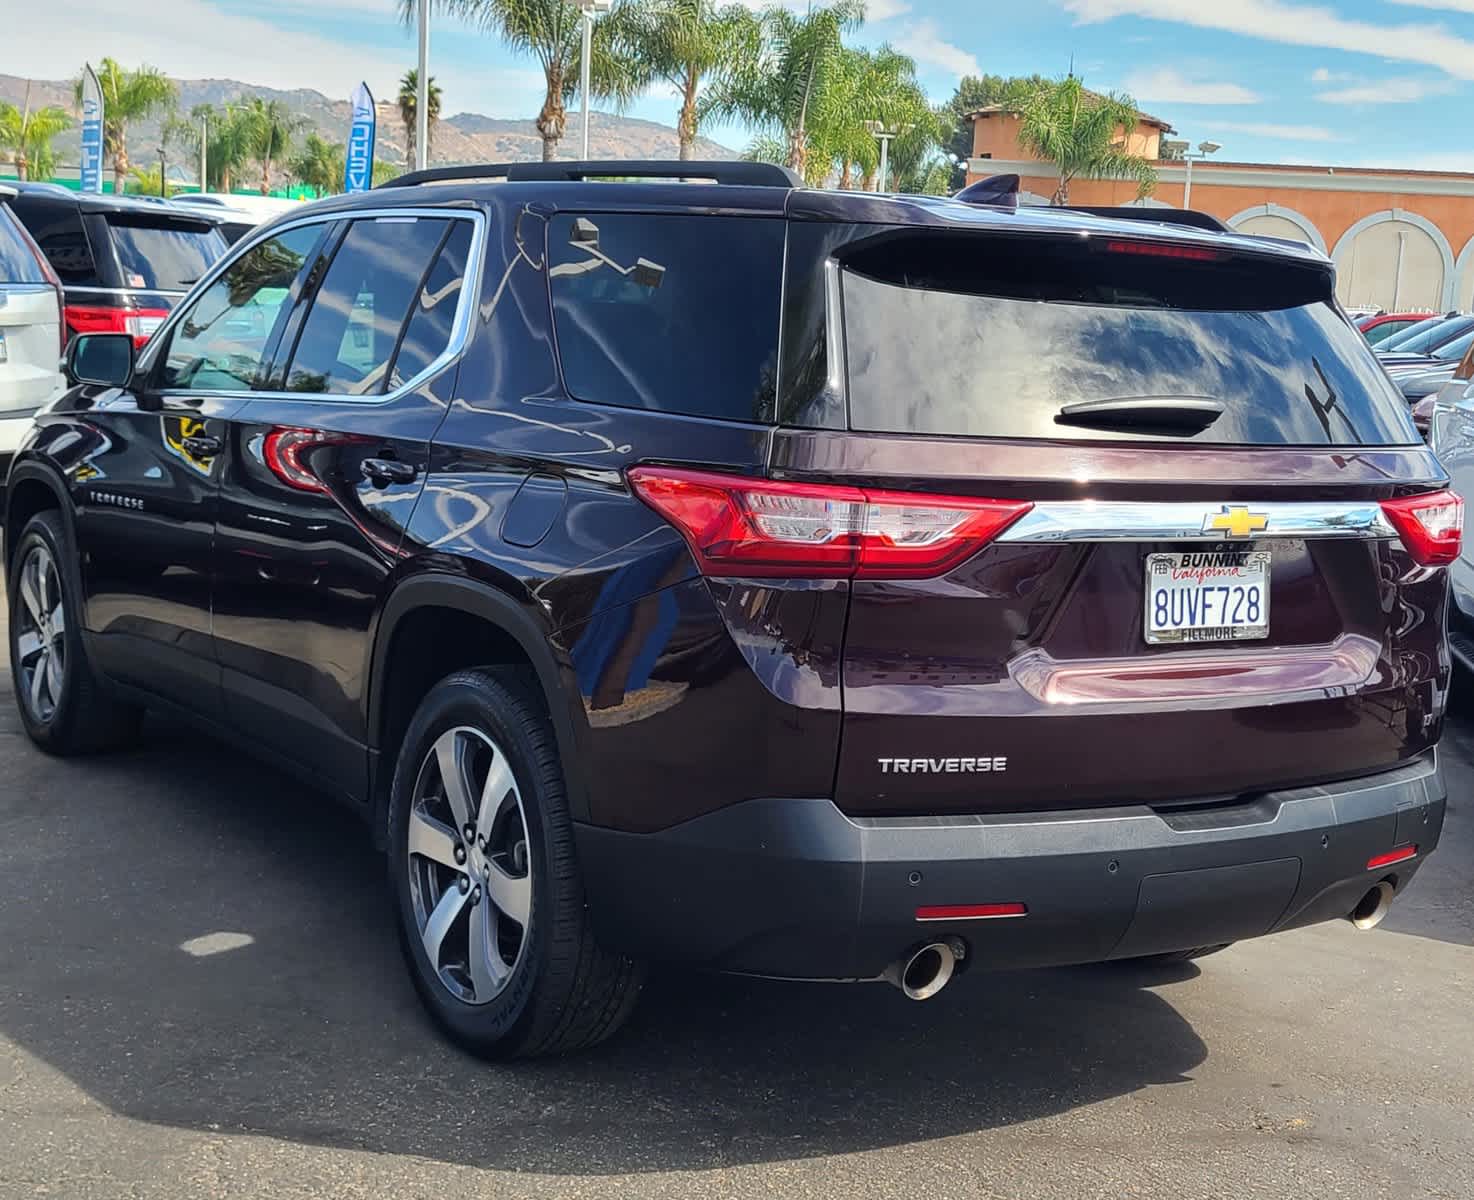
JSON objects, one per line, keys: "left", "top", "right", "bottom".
{"left": 80, "top": 64, "right": 104, "bottom": 194}
{"left": 343, "top": 83, "right": 377, "bottom": 193}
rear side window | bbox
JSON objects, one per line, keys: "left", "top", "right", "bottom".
{"left": 0, "top": 204, "right": 47, "bottom": 284}
{"left": 548, "top": 213, "right": 783, "bottom": 421}
{"left": 842, "top": 233, "right": 1418, "bottom": 446}
{"left": 388, "top": 220, "right": 473, "bottom": 389}
{"left": 283, "top": 215, "right": 452, "bottom": 396}
{"left": 108, "top": 218, "right": 227, "bottom": 291}
{"left": 12, "top": 199, "right": 97, "bottom": 285}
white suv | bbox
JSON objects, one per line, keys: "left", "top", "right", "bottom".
{"left": 0, "top": 186, "right": 63, "bottom": 469}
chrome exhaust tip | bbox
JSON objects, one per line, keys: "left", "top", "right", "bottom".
{"left": 1349, "top": 881, "right": 1396, "bottom": 931}
{"left": 884, "top": 941, "right": 959, "bottom": 1001}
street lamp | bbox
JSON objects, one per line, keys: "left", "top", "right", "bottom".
{"left": 578, "top": 0, "right": 612, "bottom": 160}
{"left": 416, "top": 0, "right": 431, "bottom": 172}
{"left": 1181, "top": 139, "right": 1221, "bottom": 209}
{"left": 863, "top": 120, "right": 910, "bottom": 193}
{"left": 158, "top": 147, "right": 167, "bottom": 197}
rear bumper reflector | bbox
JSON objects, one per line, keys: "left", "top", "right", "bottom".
{"left": 1366, "top": 845, "right": 1418, "bottom": 870}
{"left": 915, "top": 903, "right": 1028, "bottom": 922}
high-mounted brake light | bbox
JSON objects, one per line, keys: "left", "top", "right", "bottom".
{"left": 628, "top": 467, "right": 1032, "bottom": 581}
{"left": 1103, "top": 239, "right": 1221, "bottom": 262}
{"left": 1380, "top": 490, "right": 1463, "bottom": 567}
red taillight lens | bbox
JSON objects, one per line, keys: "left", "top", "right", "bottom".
{"left": 628, "top": 467, "right": 1032, "bottom": 580}
{"left": 1381, "top": 490, "right": 1463, "bottom": 566}
{"left": 1103, "top": 239, "right": 1221, "bottom": 261}
{"left": 63, "top": 305, "right": 169, "bottom": 349}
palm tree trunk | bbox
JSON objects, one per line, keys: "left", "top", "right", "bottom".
{"left": 15, "top": 154, "right": 28, "bottom": 182}
{"left": 838, "top": 159, "right": 852, "bottom": 190}
{"left": 261, "top": 156, "right": 271, "bottom": 196}
{"left": 1052, "top": 175, "right": 1070, "bottom": 205}
{"left": 678, "top": 74, "right": 698, "bottom": 162}
{"left": 538, "top": 71, "right": 565, "bottom": 164}
{"left": 861, "top": 167, "right": 876, "bottom": 192}
{"left": 113, "top": 138, "right": 129, "bottom": 196}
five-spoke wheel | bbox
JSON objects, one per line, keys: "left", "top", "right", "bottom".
{"left": 14, "top": 542, "right": 66, "bottom": 724}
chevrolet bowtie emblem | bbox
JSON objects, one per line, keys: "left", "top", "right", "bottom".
{"left": 1204, "top": 506, "right": 1269, "bottom": 538}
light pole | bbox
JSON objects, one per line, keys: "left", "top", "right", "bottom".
{"left": 863, "top": 121, "right": 909, "bottom": 192}
{"left": 158, "top": 147, "right": 167, "bottom": 197}
{"left": 578, "top": 0, "right": 612, "bottom": 160}
{"left": 416, "top": 0, "right": 431, "bottom": 172}
{"left": 1181, "top": 139, "right": 1221, "bottom": 209}
{"left": 199, "top": 112, "right": 208, "bottom": 193}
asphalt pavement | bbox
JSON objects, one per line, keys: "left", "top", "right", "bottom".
{"left": 2, "top": 602, "right": 1472, "bottom": 1199}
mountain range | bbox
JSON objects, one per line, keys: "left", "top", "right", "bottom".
{"left": 0, "top": 72, "right": 736, "bottom": 180}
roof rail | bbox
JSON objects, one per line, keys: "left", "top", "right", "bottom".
{"left": 379, "top": 159, "right": 802, "bottom": 189}
{"left": 1059, "top": 205, "right": 1229, "bottom": 233}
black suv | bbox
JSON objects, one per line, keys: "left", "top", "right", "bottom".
{"left": 6, "top": 183, "right": 228, "bottom": 347}
{"left": 5, "top": 163, "right": 1451, "bottom": 1058}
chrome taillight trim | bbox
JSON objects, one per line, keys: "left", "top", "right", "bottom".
{"left": 995, "top": 500, "right": 1399, "bottom": 543}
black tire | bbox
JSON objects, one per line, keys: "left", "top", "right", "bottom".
{"left": 1115, "top": 944, "right": 1232, "bottom": 967}
{"left": 387, "top": 667, "right": 644, "bottom": 1058}
{"left": 7, "top": 510, "right": 143, "bottom": 755}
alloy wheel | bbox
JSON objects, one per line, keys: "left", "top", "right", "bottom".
{"left": 15, "top": 544, "right": 66, "bottom": 724}
{"left": 406, "top": 725, "right": 532, "bottom": 1005}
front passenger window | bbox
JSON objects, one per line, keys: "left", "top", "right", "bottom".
{"left": 159, "top": 224, "right": 323, "bottom": 392}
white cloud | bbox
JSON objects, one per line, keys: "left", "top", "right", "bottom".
{"left": 1122, "top": 66, "right": 1260, "bottom": 104}
{"left": 1316, "top": 76, "right": 1459, "bottom": 104}
{"left": 893, "top": 19, "right": 982, "bottom": 77}
{"left": 1387, "top": 0, "right": 1474, "bottom": 12}
{"left": 1062, "top": 0, "right": 1474, "bottom": 81}
{"left": 1310, "top": 67, "right": 1351, "bottom": 83}
{"left": 1213, "top": 119, "right": 1344, "bottom": 141}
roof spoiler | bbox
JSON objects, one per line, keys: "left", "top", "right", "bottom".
{"left": 1061, "top": 205, "right": 1229, "bottom": 232}
{"left": 379, "top": 160, "right": 802, "bottom": 189}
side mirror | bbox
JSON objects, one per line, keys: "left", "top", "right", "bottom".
{"left": 65, "top": 333, "right": 136, "bottom": 388}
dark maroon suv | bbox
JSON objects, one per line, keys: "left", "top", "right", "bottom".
{"left": 6, "top": 162, "right": 1454, "bottom": 1058}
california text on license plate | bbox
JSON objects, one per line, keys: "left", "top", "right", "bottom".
{"left": 1145, "top": 551, "right": 1270, "bottom": 645}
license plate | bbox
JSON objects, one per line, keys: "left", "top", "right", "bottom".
{"left": 0, "top": 330, "right": 7, "bottom": 363}
{"left": 1145, "top": 551, "right": 1270, "bottom": 644}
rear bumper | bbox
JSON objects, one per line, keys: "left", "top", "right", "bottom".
{"left": 576, "top": 754, "right": 1444, "bottom": 979}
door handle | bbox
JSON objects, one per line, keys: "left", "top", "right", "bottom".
{"left": 361, "top": 457, "right": 417, "bottom": 485}
{"left": 182, "top": 434, "right": 224, "bottom": 457}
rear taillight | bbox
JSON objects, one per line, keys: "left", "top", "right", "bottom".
{"left": 8, "top": 213, "right": 66, "bottom": 356}
{"left": 63, "top": 304, "right": 170, "bottom": 349}
{"left": 1381, "top": 490, "right": 1463, "bottom": 566}
{"left": 628, "top": 467, "right": 1032, "bottom": 580}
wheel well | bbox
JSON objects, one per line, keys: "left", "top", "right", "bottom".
{"left": 5, "top": 478, "right": 62, "bottom": 567}
{"left": 376, "top": 604, "right": 546, "bottom": 770}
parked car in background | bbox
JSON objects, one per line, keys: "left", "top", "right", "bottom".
{"left": 5, "top": 162, "right": 1451, "bottom": 1059}
{"left": 1426, "top": 343, "right": 1474, "bottom": 650}
{"left": 1387, "top": 328, "right": 1474, "bottom": 404}
{"left": 1379, "top": 314, "right": 1474, "bottom": 363}
{"left": 173, "top": 194, "right": 302, "bottom": 244}
{"left": 0, "top": 186, "right": 64, "bottom": 478}
{"left": 1358, "top": 311, "right": 1438, "bottom": 346}
{"left": 6, "top": 184, "right": 229, "bottom": 348}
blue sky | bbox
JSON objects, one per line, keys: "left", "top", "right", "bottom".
{"left": 7, "top": 0, "right": 1474, "bottom": 170}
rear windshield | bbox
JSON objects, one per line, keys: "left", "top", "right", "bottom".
{"left": 0, "top": 204, "right": 46, "bottom": 284}
{"left": 841, "top": 233, "right": 1418, "bottom": 446}
{"left": 108, "top": 218, "right": 227, "bottom": 291}
{"left": 1380, "top": 315, "right": 1446, "bottom": 350}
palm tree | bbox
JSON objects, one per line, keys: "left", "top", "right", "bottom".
{"left": 397, "top": 69, "right": 444, "bottom": 166}
{"left": 128, "top": 162, "right": 170, "bottom": 197}
{"left": 706, "top": 0, "right": 863, "bottom": 182}
{"left": 75, "top": 59, "right": 177, "bottom": 194}
{"left": 815, "top": 45, "right": 936, "bottom": 191}
{"left": 291, "top": 133, "right": 345, "bottom": 197}
{"left": 187, "top": 102, "right": 254, "bottom": 192}
{"left": 239, "top": 96, "right": 307, "bottom": 195}
{"left": 0, "top": 88, "right": 72, "bottom": 182}
{"left": 602, "top": 0, "right": 760, "bottom": 161}
{"left": 406, "top": 0, "right": 642, "bottom": 162}
{"left": 1013, "top": 75, "right": 1157, "bottom": 205}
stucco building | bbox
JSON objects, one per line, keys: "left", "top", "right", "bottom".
{"left": 966, "top": 105, "right": 1474, "bottom": 313}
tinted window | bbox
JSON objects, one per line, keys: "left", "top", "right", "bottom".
{"left": 0, "top": 204, "right": 47, "bottom": 284}
{"left": 843, "top": 234, "right": 1417, "bottom": 447}
{"left": 387, "top": 220, "right": 473, "bottom": 389}
{"left": 283, "top": 215, "right": 450, "bottom": 395}
{"left": 549, "top": 213, "right": 783, "bottom": 421}
{"left": 1379, "top": 315, "right": 1447, "bottom": 350}
{"left": 1435, "top": 329, "right": 1474, "bottom": 362}
{"left": 1387, "top": 318, "right": 1473, "bottom": 356}
{"left": 160, "top": 225, "right": 323, "bottom": 392}
{"left": 109, "top": 218, "right": 228, "bottom": 291}
{"left": 1363, "top": 319, "right": 1416, "bottom": 346}
{"left": 12, "top": 199, "right": 97, "bottom": 286}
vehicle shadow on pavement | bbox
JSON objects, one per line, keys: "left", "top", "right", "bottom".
{"left": 0, "top": 709, "right": 1208, "bottom": 1173}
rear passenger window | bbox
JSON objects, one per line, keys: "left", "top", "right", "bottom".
{"left": 387, "top": 220, "right": 473, "bottom": 389}
{"left": 0, "top": 205, "right": 47, "bottom": 283}
{"left": 283, "top": 215, "right": 450, "bottom": 396}
{"left": 548, "top": 214, "right": 783, "bottom": 421}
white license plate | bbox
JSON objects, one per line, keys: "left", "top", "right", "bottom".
{"left": 1145, "top": 551, "right": 1270, "bottom": 644}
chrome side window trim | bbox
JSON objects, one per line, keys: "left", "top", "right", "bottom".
{"left": 996, "top": 500, "right": 1398, "bottom": 543}
{"left": 138, "top": 205, "right": 488, "bottom": 408}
